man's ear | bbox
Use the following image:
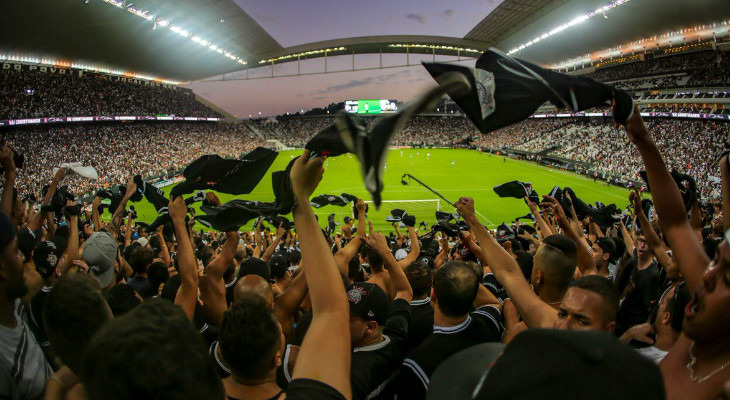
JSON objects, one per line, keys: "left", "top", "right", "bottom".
{"left": 536, "top": 270, "right": 544, "bottom": 287}
{"left": 273, "top": 350, "right": 282, "bottom": 368}
{"left": 603, "top": 253, "right": 611, "bottom": 262}
{"left": 367, "top": 320, "right": 378, "bottom": 334}
{"left": 662, "top": 311, "right": 671, "bottom": 326}
{"left": 604, "top": 321, "right": 616, "bottom": 333}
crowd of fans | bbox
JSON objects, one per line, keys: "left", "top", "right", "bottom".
{"left": 2, "top": 108, "right": 730, "bottom": 399}
{"left": 0, "top": 122, "right": 267, "bottom": 198}
{"left": 0, "top": 69, "right": 222, "bottom": 119}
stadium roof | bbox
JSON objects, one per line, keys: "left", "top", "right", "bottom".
{"left": 2, "top": 0, "right": 729, "bottom": 82}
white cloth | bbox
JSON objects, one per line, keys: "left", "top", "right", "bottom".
{"left": 636, "top": 346, "right": 668, "bottom": 364}
{"left": 56, "top": 162, "right": 99, "bottom": 180}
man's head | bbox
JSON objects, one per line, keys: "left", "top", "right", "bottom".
{"left": 653, "top": 282, "right": 691, "bottom": 335}
{"left": 531, "top": 235, "right": 577, "bottom": 294}
{"left": 683, "top": 239, "right": 730, "bottom": 342}
{"left": 44, "top": 272, "right": 113, "bottom": 375}
{"left": 0, "top": 211, "right": 24, "bottom": 302}
{"left": 269, "top": 254, "right": 291, "bottom": 282}
{"left": 347, "top": 282, "right": 390, "bottom": 347}
{"left": 234, "top": 274, "right": 274, "bottom": 308}
{"left": 147, "top": 261, "right": 169, "bottom": 295}
{"left": 104, "top": 283, "right": 142, "bottom": 317}
{"left": 637, "top": 234, "right": 650, "bottom": 259}
{"left": 406, "top": 261, "right": 433, "bottom": 298}
{"left": 432, "top": 260, "right": 479, "bottom": 319}
{"left": 128, "top": 246, "right": 154, "bottom": 275}
{"left": 33, "top": 237, "right": 66, "bottom": 281}
{"left": 592, "top": 237, "right": 616, "bottom": 269}
{"left": 366, "top": 247, "right": 384, "bottom": 272}
{"left": 82, "top": 299, "right": 224, "bottom": 400}
{"left": 555, "top": 275, "right": 619, "bottom": 332}
{"left": 219, "top": 293, "right": 283, "bottom": 381}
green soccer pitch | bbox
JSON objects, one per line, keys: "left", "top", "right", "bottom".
{"left": 132, "top": 149, "right": 634, "bottom": 232}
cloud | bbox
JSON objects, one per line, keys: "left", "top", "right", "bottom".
{"left": 405, "top": 13, "right": 426, "bottom": 24}
{"left": 315, "top": 77, "right": 374, "bottom": 95}
{"left": 438, "top": 9, "right": 456, "bottom": 21}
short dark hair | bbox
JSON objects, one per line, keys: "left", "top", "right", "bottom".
{"left": 433, "top": 261, "right": 479, "bottom": 318}
{"left": 668, "top": 282, "right": 691, "bottom": 332}
{"left": 128, "top": 246, "right": 153, "bottom": 275}
{"left": 219, "top": 293, "right": 281, "bottom": 379}
{"left": 147, "top": 261, "right": 169, "bottom": 295}
{"left": 406, "top": 261, "right": 433, "bottom": 298}
{"left": 367, "top": 248, "right": 384, "bottom": 272}
{"left": 570, "top": 275, "right": 619, "bottom": 324}
{"left": 82, "top": 299, "right": 224, "bottom": 400}
{"left": 104, "top": 283, "right": 141, "bottom": 317}
{"left": 197, "top": 246, "right": 214, "bottom": 268}
{"left": 148, "top": 235, "right": 162, "bottom": 255}
{"left": 44, "top": 272, "right": 112, "bottom": 375}
{"left": 539, "top": 235, "right": 578, "bottom": 289}
{"left": 348, "top": 256, "right": 364, "bottom": 282}
{"left": 514, "top": 250, "right": 534, "bottom": 281}
{"left": 288, "top": 251, "right": 301, "bottom": 266}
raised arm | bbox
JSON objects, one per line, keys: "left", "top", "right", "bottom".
{"left": 253, "top": 219, "right": 264, "bottom": 259}
{"left": 108, "top": 176, "right": 137, "bottom": 239}
{"left": 632, "top": 193, "right": 676, "bottom": 279}
{"left": 458, "top": 197, "right": 556, "bottom": 329}
{"left": 0, "top": 146, "right": 16, "bottom": 218}
{"left": 434, "top": 234, "right": 450, "bottom": 270}
{"left": 169, "top": 196, "right": 198, "bottom": 322}
{"left": 290, "top": 151, "right": 351, "bottom": 399}
{"left": 90, "top": 196, "right": 102, "bottom": 233}
{"left": 618, "top": 218, "right": 636, "bottom": 256}
{"left": 362, "top": 221, "right": 413, "bottom": 302}
{"left": 526, "top": 196, "right": 553, "bottom": 238}
{"left": 541, "top": 196, "right": 597, "bottom": 277}
{"left": 623, "top": 107, "right": 709, "bottom": 290}
{"left": 199, "top": 216, "right": 239, "bottom": 327}
{"left": 397, "top": 226, "right": 420, "bottom": 268}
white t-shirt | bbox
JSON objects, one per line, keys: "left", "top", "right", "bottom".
{"left": 0, "top": 300, "right": 52, "bottom": 400}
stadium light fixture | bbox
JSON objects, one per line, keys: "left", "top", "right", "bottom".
{"left": 507, "top": 0, "right": 631, "bottom": 55}
{"left": 99, "top": 0, "right": 247, "bottom": 65}
{"left": 259, "top": 47, "right": 347, "bottom": 64}
{"left": 0, "top": 52, "right": 183, "bottom": 85}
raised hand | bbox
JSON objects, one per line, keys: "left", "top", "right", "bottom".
{"left": 290, "top": 150, "right": 325, "bottom": 203}
{"left": 205, "top": 192, "right": 221, "bottom": 207}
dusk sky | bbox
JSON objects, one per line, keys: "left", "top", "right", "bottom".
{"left": 184, "top": 0, "right": 504, "bottom": 117}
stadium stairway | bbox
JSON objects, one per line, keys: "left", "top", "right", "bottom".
{"left": 194, "top": 93, "right": 238, "bottom": 122}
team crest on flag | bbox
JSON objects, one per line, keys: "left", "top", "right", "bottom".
{"left": 474, "top": 68, "right": 496, "bottom": 120}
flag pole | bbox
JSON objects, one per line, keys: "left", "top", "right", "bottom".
{"left": 401, "top": 173, "right": 456, "bottom": 208}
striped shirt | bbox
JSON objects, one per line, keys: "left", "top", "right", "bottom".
{"left": 0, "top": 300, "right": 52, "bottom": 400}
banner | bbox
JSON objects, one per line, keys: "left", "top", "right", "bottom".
{"left": 0, "top": 115, "right": 222, "bottom": 127}
{"left": 530, "top": 112, "right": 730, "bottom": 121}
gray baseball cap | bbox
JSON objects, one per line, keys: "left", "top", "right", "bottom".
{"left": 83, "top": 231, "right": 117, "bottom": 288}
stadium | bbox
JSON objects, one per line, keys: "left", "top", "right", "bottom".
{"left": 1, "top": 0, "right": 730, "bottom": 399}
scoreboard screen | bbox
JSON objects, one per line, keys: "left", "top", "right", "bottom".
{"left": 345, "top": 99, "right": 397, "bottom": 114}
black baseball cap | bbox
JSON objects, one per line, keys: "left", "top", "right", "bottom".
{"left": 33, "top": 237, "right": 67, "bottom": 279}
{"left": 347, "top": 282, "right": 389, "bottom": 325}
{"left": 238, "top": 257, "right": 271, "bottom": 281}
{"left": 427, "top": 329, "right": 665, "bottom": 400}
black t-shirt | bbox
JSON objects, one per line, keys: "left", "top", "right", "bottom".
{"left": 126, "top": 276, "right": 154, "bottom": 299}
{"left": 617, "top": 261, "right": 660, "bottom": 335}
{"left": 225, "top": 276, "right": 239, "bottom": 306}
{"left": 284, "top": 379, "right": 346, "bottom": 400}
{"left": 25, "top": 286, "right": 52, "bottom": 350}
{"left": 407, "top": 298, "right": 433, "bottom": 351}
{"left": 482, "top": 273, "right": 508, "bottom": 302}
{"left": 209, "top": 340, "right": 292, "bottom": 390}
{"left": 350, "top": 298, "right": 410, "bottom": 400}
{"left": 388, "top": 305, "right": 504, "bottom": 400}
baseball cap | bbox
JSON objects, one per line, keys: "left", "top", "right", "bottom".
{"left": 427, "top": 329, "right": 665, "bottom": 400}
{"left": 136, "top": 237, "right": 149, "bottom": 247}
{"left": 83, "top": 231, "right": 117, "bottom": 288}
{"left": 17, "top": 227, "right": 40, "bottom": 262}
{"left": 238, "top": 257, "right": 271, "bottom": 281}
{"left": 33, "top": 237, "right": 67, "bottom": 279}
{"left": 269, "top": 254, "right": 289, "bottom": 279}
{"left": 347, "top": 282, "right": 389, "bottom": 325}
{"left": 394, "top": 248, "right": 409, "bottom": 261}
{"left": 418, "top": 256, "right": 435, "bottom": 269}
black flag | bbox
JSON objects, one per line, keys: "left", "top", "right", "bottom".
{"left": 423, "top": 48, "right": 635, "bottom": 134}
{"left": 310, "top": 193, "right": 358, "bottom": 208}
{"left": 170, "top": 147, "right": 278, "bottom": 199}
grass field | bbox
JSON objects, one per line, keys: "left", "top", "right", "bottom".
{"left": 133, "top": 149, "right": 634, "bottom": 232}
